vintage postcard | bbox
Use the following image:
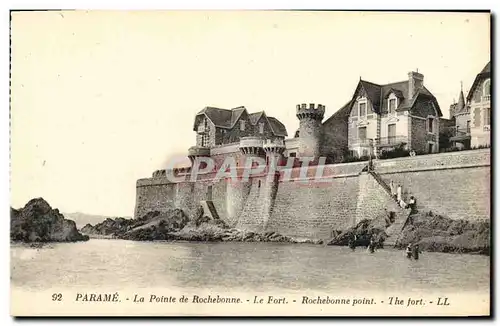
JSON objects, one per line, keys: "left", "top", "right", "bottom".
{"left": 10, "top": 10, "right": 491, "bottom": 317}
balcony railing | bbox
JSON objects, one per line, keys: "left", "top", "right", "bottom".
{"left": 483, "top": 125, "right": 490, "bottom": 132}
{"left": 449, "top": 128, "right": 471, "bottom": 141}
{"left": 351, "top": 138, "right": 372, "bottom": 146}
{"left": 482, "top": 95, "right": 491, "bottom": 102}
{"left": 377, "top": 136, "right": 408, "bottom": 147}
{"left": 188, "top": 146, "right": 210, "bottom": 157}
{"left": 455, "top": 128, "right": 471, "bottom": 137}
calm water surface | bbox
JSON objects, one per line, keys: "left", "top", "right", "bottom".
{"left": 11, "top": 239, "right": 489, "bottom": 293}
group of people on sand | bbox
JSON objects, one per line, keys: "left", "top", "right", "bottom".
{"left": 348, "top": 235, "right": 422, "bottom": 260}
{"left": 406, "top": 243, "right": 421, "bottom": 260}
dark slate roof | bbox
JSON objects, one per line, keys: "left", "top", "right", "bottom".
{"left": 196, "top": 107, "right": 233, "bottom": 128}
{"left": 194, "top": 106, "right": 287, "bottom": 137}
{"left": 267, "top": 117, "right": 288, "bottom": 137}
{"left": 481, "top": 61, "right": 491, "bottom": 74}
{"left": 248, "top": 111, "right": 264, "bottom": 125}
{"left": 350, "top": 78, "right": 442, "bottom": 117}
{"left": 384, "top": 88, "right": 404, "bottom": 99}
{"left": 359, "top": 80, "right": 381, "bottom": 110}
{"left": 322, "top": 100, "right": 352, "bottom": 125}
{"left": 231, "top": 107, "right": 246, "bottom": 125}
{"left": 466, "top": 61, "right": 491, "bottom": 102}
{"left": 455, "top": 89, "right": 466, "bottom": 114}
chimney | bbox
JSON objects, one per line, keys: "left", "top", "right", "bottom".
{"left": 408, "top": 71, "right": 424, "bottom": 99}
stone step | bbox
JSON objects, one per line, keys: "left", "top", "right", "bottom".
{"left": 385, "top": 209, "right": 412, "bottom": 247}
{"left": 199, "top": 200, "right": 220, "bottom": 220}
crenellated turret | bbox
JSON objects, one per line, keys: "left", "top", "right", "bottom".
{"left": 296, "top": 103, "right": 325, "bottom": 158}
{"left": 263, "top": 138, "right": 285, "bottom": 169}
{"left": 296, "top": 103, "right": 325, "bottom": 121}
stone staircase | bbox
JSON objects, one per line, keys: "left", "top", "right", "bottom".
{"left": 199, "top": 200, "right": 220, "bottom": 220}
{"left": 368, "top": 170, "right": 412, "bottom": 247}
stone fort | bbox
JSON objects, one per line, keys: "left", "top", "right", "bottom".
{"left": 135, "top": 96, "right": 490, "bottom": 241}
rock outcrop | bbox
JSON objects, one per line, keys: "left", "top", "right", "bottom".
{"left": 327, "top": 210, "right": 490, "bottom": 255}
{"left": 327, "top": 215, "right": 388, "bottom": 248}
{"left": 395, "top": 211, "right": 490, "bottom": 255}
{"left": 81, "top": 208, "right": 323, "bottom": 244}
{"left": 11, "top": 198, "right": 89, "bottom": 242}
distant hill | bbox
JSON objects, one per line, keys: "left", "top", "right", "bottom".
{"left": 63, "top": 212, "right": 132, "bottom": 229}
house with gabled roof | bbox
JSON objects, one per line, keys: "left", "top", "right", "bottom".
{"left": 345, "top": 71, "right": 443, "bottom": 157}
{"left": 449, "top": 61, "right": 491, "bottom": 149}
{"left": 467, "top": 62, "right": 491, "bottom": 147}
{"left": 193, "top": 106, "right": 287, "bottom": 148}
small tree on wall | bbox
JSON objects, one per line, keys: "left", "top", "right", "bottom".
{"left": 439, "top": 126, "right": 455, "bottom": 151}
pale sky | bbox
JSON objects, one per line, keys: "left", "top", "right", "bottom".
{"left": 10, "top": 11, "right": 490, "bottom": 216}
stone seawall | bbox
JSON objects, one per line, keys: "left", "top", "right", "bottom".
{"left": 134, "top": 149, "right": 491, "bottom": 240}
{"left": 374, "top": 149, "right": 490, "bottom": 221}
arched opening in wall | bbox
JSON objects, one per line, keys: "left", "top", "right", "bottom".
{"left": 207, "top": 185, "right": 213, "bottom": 201}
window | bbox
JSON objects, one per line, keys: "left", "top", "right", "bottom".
{"left": 484, "top": 79, "right": 490, "bottom": 96}
{"left": 240, "top": 120, "right": 246, "bottom": 131}
{"left": 388, "top": 98, "right": 396, "bottom": 114}
{"left": 484, "top": 108, "right": 491, "bottom": 126}
{"left": 359, "top": 102, "right": 367, "bottom": 117}
{"left": 427, "top": 117, "right": 434, "bottom": 133}
{"left": 201, "top": 134, "right": 208, "bottom": 147}
{"left": 258, "top": 180, "right": 261, "bottom": 188}
{"left": 358, "top": 127, "right": 367, "bottom": 140}
{"left": 466, "top": 121, "right": 471, "bottom": 133}
{"left": 289, "top": 152, "right": 296, "bottom": 157}
{"left": 474, "top": 108, "right": 481, "bottom": 127}
{"left": 388, "top": 124, "right": 396, "bottom": 143}
{"left": 259, "top": 122, "right": 264, "bottom": 134}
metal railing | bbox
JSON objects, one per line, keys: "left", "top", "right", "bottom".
{"left": 377, "top": 136, "right": 408, "bottom": 146}
{"left": 454, "top": 128, "right": 471, "bottom": 137}
{"left": 351, "top": 138, "right": 372, "bottom": 146}
{"left": 483, "top": 95, "right": 491, "bottom": 102}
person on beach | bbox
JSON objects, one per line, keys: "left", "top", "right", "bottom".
{"left": 406, "top": 244, "right": 413, "bottom": 259}
{"left": 412, "top": 244, "right": 421, "bottom": 260}
{"left": 368, "top": 237, "right": 376, "bottom": 253}
{"left": 397, "top": 184, "right": 402, "bottom": 202}
{"left": 348, "top": 234, "right": 357, "bottom": 251}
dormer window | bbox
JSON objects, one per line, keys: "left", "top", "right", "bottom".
{"left": 389, "top": 98, "right": 396, "bottom": 114}
{"left": 388, "top": 93, "right": 398, "bottom": 114}
{"left": 240, "top": 120, "right": 246, "bottom": 131}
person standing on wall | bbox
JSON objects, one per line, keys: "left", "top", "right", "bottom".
{"left": 408, "top": 196, "right": 417, "bottom": 213}
{"left": 390, "top": 181, "right": 396, "bottom": 200}
{"left": 397, "top": 184, "right": 403, "bottom": 204}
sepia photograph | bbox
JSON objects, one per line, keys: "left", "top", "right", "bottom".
{"left": 9, "top": 10, "right": 491, "bottom": 317}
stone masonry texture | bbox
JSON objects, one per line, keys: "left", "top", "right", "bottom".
{"left": 135, "top": 149, "right": 490, "bottom": 240}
